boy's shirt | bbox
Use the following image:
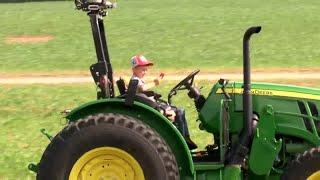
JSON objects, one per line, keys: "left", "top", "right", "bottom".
{"left": 131, "top": 75, "right": 145, "bottom": 92}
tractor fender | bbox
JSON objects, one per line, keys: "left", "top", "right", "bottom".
{"left": 66, "top": 98, "right": 194, "bottom": 178}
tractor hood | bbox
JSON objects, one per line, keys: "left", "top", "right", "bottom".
{"left": 199, "top": 81, "right": 320, "bottom": 134}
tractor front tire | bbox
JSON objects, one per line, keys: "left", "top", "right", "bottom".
{"left": 37, "top": 113, "right": 179, "bottom": 180}
{"left": 281, "top": 147, "right": 320, "bottom": 180}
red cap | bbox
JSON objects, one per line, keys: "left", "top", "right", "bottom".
{"left": 131, "top": 55, "right": 154, "bottom": 68}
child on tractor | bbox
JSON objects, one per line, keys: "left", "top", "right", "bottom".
{"left": 130, "top": 55, "right": 198, "bottom": 150}
{"left": 130, "top": 54, "right": 162, "bottom": 92}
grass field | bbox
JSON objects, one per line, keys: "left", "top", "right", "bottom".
{"left": 1, "top": 0, "right": 320, "bottom": 179}
{"left": 1, "top": 0, "right": 320, "bottom": 74}
{"left": 0, "top": 84, "right": 94, "bottom": 179}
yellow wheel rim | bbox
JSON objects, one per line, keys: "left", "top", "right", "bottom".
{"left": 69, "top": 147, "right": 145, "bottom": 180}
{"left": 307, "top": 170, "right": 320, "bottom": 180}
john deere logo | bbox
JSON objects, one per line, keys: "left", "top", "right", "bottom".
{"left": 216, "top": 88, "right": 320, "bottom": 101}
{"left": 217, "top": 88, "right": 273, "bottom": 96}
{"left": 238, "top": 89, "right": 273, "bottom": 95}
{"left": 251, "top": 89, "right": 273, "bottom": 96}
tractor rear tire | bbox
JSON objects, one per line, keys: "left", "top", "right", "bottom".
{"left": 37, "top": 113, "right": 179, "bottom": 180}
{"left": 281, "top": 147, "right": 320, "bottom": 180}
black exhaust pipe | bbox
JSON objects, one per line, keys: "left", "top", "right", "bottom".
{"left": 227, "top": 26, "right": 261, "bottom": 165}
{"left": 243, "top": 26, "right": 261, "bottom": 141}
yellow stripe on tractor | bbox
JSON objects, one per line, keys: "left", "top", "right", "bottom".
{"left": 216, "top": 88, "right": 320, "bottom": 100}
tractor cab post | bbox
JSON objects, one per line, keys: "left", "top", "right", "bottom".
{"left": 75, "top": 0, "right": 116, "bottom": 99}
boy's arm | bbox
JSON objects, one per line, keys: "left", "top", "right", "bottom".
{"left": 139, "top": 79, "right": 159, "bottom": 91}
{"left": 137, "top": 73, "right": 164, "bottom": 92}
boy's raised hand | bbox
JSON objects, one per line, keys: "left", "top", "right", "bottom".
{"left": 154, "top": 72, "right": 165, "bottom": 86}
{"left": 154, "top": 78, "right": 160, "bottom": 86}
{"left": 159, "top": 72, "right": 165, "bottom": 79}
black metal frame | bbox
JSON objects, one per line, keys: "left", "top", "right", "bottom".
{"left": 88, "top": 12, "right": 114, "bottom": 99}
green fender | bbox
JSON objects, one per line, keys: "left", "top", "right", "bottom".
{"left": 66, "top": 98, "right": 195, "bottom": 179}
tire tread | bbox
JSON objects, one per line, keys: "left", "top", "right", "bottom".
{"left": 37, "top": 113, "right": 179, "bottom": 180}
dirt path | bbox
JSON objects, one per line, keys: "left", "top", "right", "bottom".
{"left": 1, "top": 72, "right": 320, "bottom": 85}
{"left": 5, "top": 35, "right": 54, "bottom": 44}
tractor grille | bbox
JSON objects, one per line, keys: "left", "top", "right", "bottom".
{"left": 308, "top": 102, "right": 320, "bottom": 131}
{"left": 297, "top": 101, "right": 319, "bottom": 133}
{"left": 297, "top": 101, "right": 313, "bottom": 133}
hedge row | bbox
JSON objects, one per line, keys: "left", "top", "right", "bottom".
{"left": 1, "top": 0, "right": 72, "bottom": 3}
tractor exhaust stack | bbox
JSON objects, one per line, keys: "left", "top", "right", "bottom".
{"left": 243, "top": 26, "right": 261, "bottom": 141}
{"left": 227, "top": 26, "right": 261, "bottom": 165}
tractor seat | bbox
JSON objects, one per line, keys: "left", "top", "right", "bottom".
{"left": 116, "top": 78, "right": 159, "bottom": 109}
{"left": 116, "top": 78, "right": 162, "bottom": 98}
{"left": 116, "top": 78, "right": 127, "bottom": 96}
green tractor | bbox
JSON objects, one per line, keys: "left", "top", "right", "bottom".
{"left": 30, "top": 1, "right": 320, "bottom": 179}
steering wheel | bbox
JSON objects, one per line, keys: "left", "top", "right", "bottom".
{"left": 168, "top": 69, "right": 200, "bottom": 105}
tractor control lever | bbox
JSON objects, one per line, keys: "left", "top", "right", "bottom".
{"left": 218, "top": 78, "right": 231, "bottom": 99}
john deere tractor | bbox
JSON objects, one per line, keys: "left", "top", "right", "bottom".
{"left": 29, "top": 1, "right": 320, "bottom": 179}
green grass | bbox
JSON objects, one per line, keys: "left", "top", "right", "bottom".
{"left": 0, "top": 84, "right": 96, "bottom": 179}
{"left": 1, "top": 0, "right": 320, "bottom": 74}
{"left": 0, "top": 81, "right": 213, "bottom": 179}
